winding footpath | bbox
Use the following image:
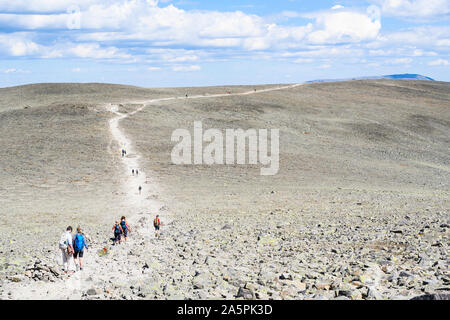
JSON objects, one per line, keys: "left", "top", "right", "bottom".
{"left": 108, "top": 83, "right": 303, "bottom": 223}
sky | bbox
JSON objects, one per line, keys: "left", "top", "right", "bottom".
{"left": 0, "top": 0, "right": 449, "bottom": 88}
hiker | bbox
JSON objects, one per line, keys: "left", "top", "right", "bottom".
{"left": 112, "top": 221, "right": 123, "bottom": 245}
{"left": 132, "top": 169, "right": 134, "bottom": 175}
{"left": 185, "top": 93, "right": 188, "bottom": 98}
{"left": 122, "top": 149, "right": 125, "bottom": 157}
{"left": 73, "top": 227, "right": 88, "bottom": 271}
{"left": 136, "top": 169, "right": 139, "bottom": 176}
{"left": 153, "top": 215, "right": 161, "bottom": 238}
{"left": 59, "top": 226, "right": 76, "bottom": 274}
{"left": 138, "top": 185, "right": 142, "bottom": 195}
{"left": 120, "top": 216, "right": 130, "bottom": 241}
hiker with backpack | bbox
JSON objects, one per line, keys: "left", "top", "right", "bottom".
{"left": 138, "top": 185, "right": 142, "bottom": 195}
{"left": 59, "top": 226, "right": 76, "bottom": 274}
{"left": 153, "top": 215, "right": 161, "bottom": 238}
{"left": 73, "top": 227, "right": 88, "bottom": 271}
{"left": 112, "top": 221, "right": 124, "bottom": 245}
{"left": 120, "top": 216, "right": 131, "bottom": 242}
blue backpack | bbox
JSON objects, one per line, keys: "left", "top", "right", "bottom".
{"left": 73, "top": 234, "right": 85, "bottom": 252}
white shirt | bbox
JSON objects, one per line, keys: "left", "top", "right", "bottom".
{"left": 65, "top": 231, "right": 73, "bottom": 246}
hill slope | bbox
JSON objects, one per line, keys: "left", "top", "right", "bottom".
{"left": 307, "top": 74, "right": 435, "bottom": 83}
{"left": 0, "top": 79, "right": 449, "bottom": 300}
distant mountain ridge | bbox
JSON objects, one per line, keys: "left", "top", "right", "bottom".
{"left": 307, "top": 74, "right": 435, "bottom": 83}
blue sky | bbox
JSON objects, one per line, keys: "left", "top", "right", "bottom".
{"left": 0, "top": 0, "right": 449, "bottom": 88}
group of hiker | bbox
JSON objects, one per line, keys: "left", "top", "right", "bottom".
{"left": 58, "top": 214, "right": 163, "bottom": 274}
{"left": 112, "top": 216, "right": 130, "bottom": 245}
{"left": 57, "top": 147, "right": 163, "bottom": 274}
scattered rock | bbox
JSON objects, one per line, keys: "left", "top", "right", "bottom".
{"left": 279, "top": 273, "right": 293, "bottom": 281}
{"left": 315, "top": 282, "right": 331, "bottom": 290}
{"left": 236, "top": 287, "right": 254, "bottom": 300}
{"left": 399, "top": 271, "right": 413, "bottom": 278}
{"left": 86, "top": 288, "right": 98, "bottom": 296}
{"left": 367, "top": 287, "right": 382, "bottom": 300}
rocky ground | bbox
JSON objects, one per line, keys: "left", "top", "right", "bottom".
{"left": 0, "top": 80, "right": 448, "bottom": 300}
{"left": 1, "top": 190, "right": 448, "bottom": 300}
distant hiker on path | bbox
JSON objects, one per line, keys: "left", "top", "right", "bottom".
{"left": 120, "top": 216, "right": 130, "bottom": 242}
{"left": 59, "top": 226, "right": 76, "bottom": 274}
{"left": 112, "top": 221, "right": 124, "bottom": 245}
{"left": 136, "top": 169, "right": 139, "bottom": 175}
{"left": 139, "top": 185, "right": 142, "bottom": 195}
{"left": 73, "top": 227, "right": 88, "bottom": 271}
{"left": 132, "top": 169, "right": 135, "bottom": 175}
{"left": 154, "top": 215, "right": 161, "bottom": 238}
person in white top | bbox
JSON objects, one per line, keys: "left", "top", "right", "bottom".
{"left": 59, "top": 226, "right": 76, "bottom": 274}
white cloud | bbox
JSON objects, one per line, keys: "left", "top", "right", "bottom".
{"left": 411, "top": 49, "right": 436, "bottom": 56}
{"left": 2, "top": 68, "right": 30, "bottom": 73}
{"left": 0, "top": 34, "right": 41, "bottom": 56}
{"left": 165, "top": 54, "right": 198, "bottom": 62}
{"left": 369, "top": 47, "right": 438, "bottom": 57}
{"left": 365, "top": 26, "right": 450, "bottom": 57}
{"left": 437, "top": 39, "right": 450, "bottom": 46}
{"left": 428, "top": 58, "right": 449, "bottom": 66}
{"left": 294, "top": 58, "right": 313, "bottom": 63}
{"left": 0, "top": 33, "right": 132, "bottom": 60}
{"left": 0, "top": 0, "right": 157, "bottom": 13}
{"left": 319, "top": 64, "right": 331, "bottom": 69}
{"left": 306, "top": 8, "right": 381, "bottom": 44}
{"left": 287, "top": 46, "right": 364, "bottom": 58}
{"left": 0, "top": 13, "right": 70, "bottom": 29}
{"left": 0, "top": 0, "right": 448, "bottom": 74}
{"left": 0, "top": 2, "right": 381, "bottom": 52}
{"left": 69, "top": 43, "right": 131, "bottom": 59}
{"left": 10, "top": 40, "right": 40, "bottom": 56}
{"left": 172, "top": 65, "right": 201, "bottom": 72}
{"left": 371, "top": 0, "right": 450, "bottom": 18}
{"left": 385, "top": 57, "right": 413, "bottom": 64}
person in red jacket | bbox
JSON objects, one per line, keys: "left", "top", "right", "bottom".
{"left": 153, "top": 215, "right": 161, "bottom": 238}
